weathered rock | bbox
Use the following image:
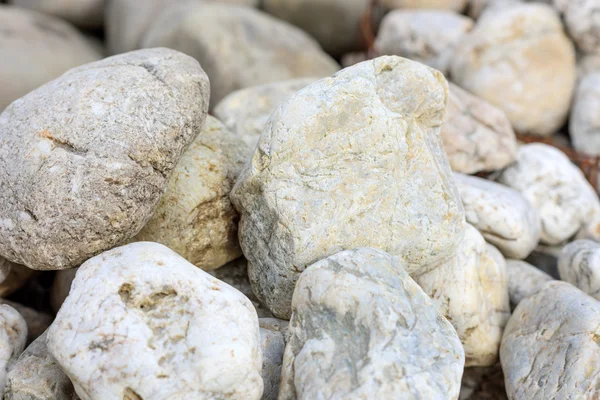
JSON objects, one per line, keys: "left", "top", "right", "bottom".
{"left": 0, "top": 300, "right": 52, "bottom": 344}
{"left": 415, "top": 224, "right": 509, "bottom": 367}
{"left": 213, "top": 78, "right": 318, "bottom": 149}
{"left": 442, "top": 83, "right": 517, "bottom": 174}
{"left": 558, "top": 239, "right": 600, "bottom": 300}
{"left": 498, "top": 144, "right": 600, "bottom": 244}
{"left": 459, "top": 364, "right": 507, "bottom": 400}
{"left": 451, "top": 3, "right": 576, "bottom": 136}
{"left": 259, "top": 318, "right": 287, "bottom": 400}
{"left": 501, "top": 281, "right": 600, "bottom": 399}
{"left": 142, "top": 2, "right": 339, "bottom": 108}
{"left": 231, "top": 56, "right": 465, "bottom": 319}
{"left": 554, "top": 0, "right": 600, "bottom": 54}
{"left": 375, "top": 10, "right": 473, "bottom": 75}
{"left": 50, "top": 268, "right": 77, "bottom": 313}
{"left": 570, "top": 72, "right": 600, "bottom": 155}
{"left": 0, "top": 48, "right": 210, "bottom": 270}
{"left": 130, "top": 116, "right": 249, "bottom": 270}
{"left": 454, "top": 173, "right": 540, "bottom": 259}
{"left": 9, "top": 0, "right": 103, "bottom": 28}
{"left": 506, "top": 259, "right": 553, "bottom": 309}
{"left": 0, "top": 261, "right": 35, "bottom": 298}
{"left": 4, "top": 330, "right": 78, "bottom": 400}
{"left": 381, "top": 0, "right": 467, "bottom": 11}
{"left": 0, "top": 5, "right": 101, "bottom": 111}
{"left": 279, "top": 248, "right": 465, "bottom": 399}
{"left": 0, "top": 305, "right": 27, "bottom": 396}
{"left": 47, "top": 242, "right": 263, "bottom": 400}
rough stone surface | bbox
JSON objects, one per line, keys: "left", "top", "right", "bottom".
{"left": 259, "top": 318, "right": 287, "bottom": 400}
{"left": 554, "top": 0, "right": 600, "bottom": 54}
{"left": 501, "top": 281, "right": 600, "bottom": 399}
{"left": 442, "top": 83, "right": 517, "bottom": 174}
{"left": 506, "top": 259, "right": 553, "bottom": 309}
{"left": 0, "top": 48, "right": 210, "bottom": 270}
{"left": 558, "top": 239, "right": 600, "bottom": 300}
{"left": 375, "top": 10, "right": 473, "bottom": 75}
{"left": 142, "top": 2, "right": 339, "bottom": 108}
{"left": 381, "top": 0, "right": 467, "bottom": 11}
{"left": 47, "top": 242, "right": 263, "bottom": 400}
{"left": 498, "top": 144, "right": 600, "bottom": 245}
{"left": 9, "top": 0, "right": 104, "bottom": 28}
{"left": 50, "top": 268, "right": 77, "bottom": 313}
{"left": 0, "top": 262, "right": 35, "bottom": 298}
{"left": 0, "top": 305, "right": 28, "bottom": 397}
{"left": 0, "top": 5, "right": 101, "bottom": 111}
{"left": 130, "top": 116, "right": 249, "bottom": 271}
{"left": 451, "top": 3, "right": 576, "bottom": 136}
{"left": 454, "top": 173, "right": 540, "bottom": 259}
{"left": 231, "top": 56, "right": 465, "bottom": 319}
{"left": 279, "top": 248, "right": 465, "bottom": 399}
{"left": 213, "top": 78, "right": 318, "bottom": 150}
{"left": 459, "top": 364, "right": 507, "bottom": 400}
{"left": 415, "top": 225, "right": 510, "bottom": 367}
{"left": 0, "top": 300, "right": 52, "bottom": 344}
{"left": 570, "top": 72, "right": 600, "bottom": 155}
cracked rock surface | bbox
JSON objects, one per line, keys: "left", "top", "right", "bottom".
{"left": 506, "top": 259, "right": 553, "bottom": 309}
{"left": 558, "top": 239, "right": 600, "bottom": 300}
{"left": 0, "top": 305, "right": 28, "bottom": 397}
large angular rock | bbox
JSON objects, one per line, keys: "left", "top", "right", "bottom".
{"left": 230, "top": 56, "right": 465, "bottom": 319}
{"left": 558, "top": 240, "right": 600, "bottom": 300}
{"left": 47, "top": 242, "right": 263, "bottom": 400}
{"left": 9, "top": 0, "right": 104, "bottom": 28}
{"left": 501, "top": 281, "right": 600, "bottom": 399}
{"left": 506, "top": 259, "right": 553, "bottom": 309}
{"left": 0, "top": 48, "right": 210, "bottom": 270}
{"left": 259, "top": 318, "right": 287, "bottom": 400}
{"left": 279, "top": 248, "right": 465, "bottom": 399}
{"left": 0, "top": 5, "right": 101, "bottom": 111}
{"left": 0, "top": 305, "right": 27, "bottom": 397}
{"left": 142, "top": 2, "right": 339, "bottom": 108}
{"left": 570, "top": 72, "right": 600, "bottom": 155}
{"left": 554, "top": 0, "right": 600, "bottom": 55}
{"left": 451, "top": 3, "right": 576, "bottom": 136}
{"left": 381, "top": 0, "right": 467, "bottom": 11}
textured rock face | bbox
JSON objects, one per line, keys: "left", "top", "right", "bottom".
{"left": 0, "top": 305, "right": 28, "bottom": 397}
{"left": 9, "top": 0, "right": 104, "bottom": 28}
{"left": 554, "top": 0, "right": 600, "bottom": 54}
{"left": 442, "top": 83, "right": 517, "bottom": 174}
{"left": 558, "top": 240, "right": 600, "bottom": 300}
{"left": 213, "top": 78, "right": 318, "bottom": 149}
{"left": 454, "top": 173, "right": 540, "bottom": 259}
{"left": 231, "top": 56, "right": 465, "bottom": 319}
{"left": 381, "top": 0, "right": 467, "bottom": 11}
{"left": 142, "top": 2, "right": 339, "bottom": 108}
{"left": 506, "top": 259, "right": 553, "bottom": 309}
{"left": 279, "top": 248, "right": 465, "bottom": 399}
{"left": 0, "top": 259, "right": 34, "bottom": 298}
{"left": 415, "top": 225, "right": 510, "bottom": 367}
{"left": 47, "top": 242, "right": 263, "bottom": 400}
{"left": 0, "top": 48, "right": 210, "bottom": 270}
{"left": 501, "top": 281, "right": 600, "bottom": 399}
{"left": 375, "top": 10, "right": 473, "bottom": 75}
{"left": 498, "top": 144, "right": 600, "bottom": 245}
{"left": 451, "top": 3, "right": 576, "bottom": 136}
{"left": 0, "top": 300, "right": 52, "bottom": 344}
{"left": 259, "top": 318, "right": 287, "bottom": 400}
{"left": 570, "top": 72, "right": 600, "bottom": 155}
{"left": 0, "top": 5, "right": 101, "bottom": 111}
{"left": 130, "top": 116, "right": 249, "bottom": 271}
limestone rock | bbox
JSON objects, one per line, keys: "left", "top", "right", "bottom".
{"left": 47, "top": 242, "right": 263, "bottom": 400}
{"left": 213, "top": 78, "right": 318, "bottom": 149}
{"left": 459, "top": 364, "right": 507, "bottom": 400}
{"left": 141, "top": 2, "right": 339, "bottom": 108}
{"left": 570, "top": 72, "right": 600, "bottom": 155}
{"left": 451, "top": 3, "right": 576, "bottom": 136}
{"left": 0, "top": 261, "right": 35, "bottom": 298}
{"left": 498, "top": 144, "right": 600, "bottom": 245}
{"left": 0, "top": 48, "right": 210, "bottom": 270}
{"left": 0, "top": 300, "right": 52, "bottom": 344}
{"left": 279, "top": 248, "right": 465, "bottom": 399}
{"left": 558, "top": 239, "right": 600, "bottom": 300}
{"left": 554, "top": 0, "right": 600, "bottom": 54}
{"left": 9, "top": 0, "right": 104, "bottom": 28}
{"left": 0, "top": 305, "right": 28, "bottom": 397}
{"left": 0, "top": 5, "right": 101, "bottom": 111}
{"left": 259, "top": 318, "right": 287, "bottom": 400}
{"left": 442, "top": 83, "right": 517, "bottom": 174}
{"left": 381, "top": 0, "right": 467, "bottom": 11}
{"left": 501, "top": 281, "right": 600, "bottom": 399}
{"left": 50, "top": 268, "right": 78, "bottom": 313}
{"left": 375, "top": 10, "right": 474, "bottom": 75}
{"left": 454, "top": 173, "right": 541, "bottom": 259}
{"left": 415, "top": 225, "right": 510, "bottom": 367}
{"left": 230, "top": 56, "right": 465, "bottom": 319}
{"left": 506, "top": 259, "right": 553, "bottom": 309}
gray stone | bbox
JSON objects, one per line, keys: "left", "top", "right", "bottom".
{"left": 506, "top": 259, "right": 553, "bottom": 309}
{"left": 0, "top": 300, "right": 52, "bottom": 344}
{"left": 558, "top": 239, "right": 600, "bottom": 300}
{"left": 50, "top": 268, "right": 77, "bottom": 313}
{"left": 0, "top": 305, "right": 27, "bottom": 397}
{"left": 0, "top": 260, "right": 35, "bottom": 298}
{"left": 9, "top": 0, "right": 104, "bottom": 28}
{"left": 259, "top": 318, "right": 287, "bottom": 400}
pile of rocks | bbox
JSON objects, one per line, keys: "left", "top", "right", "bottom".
{"left": 0, "top": 0, "right": 599, "bottom": 399}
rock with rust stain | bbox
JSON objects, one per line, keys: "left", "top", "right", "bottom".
{"left": 0, "top": 305, "right": 28, "bottom": 397}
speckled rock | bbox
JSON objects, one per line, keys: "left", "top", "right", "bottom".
{"left": 0, "top": 305, "right": 28, "bottom": 397}
{"left": 47, "top": 242, "right": 263, "bottom": 400}
{"left": 0, "top": 48, "right": 210, "bottom": 271}
{"left": 506, "top": 259, "right": 553, "bottom": 309}
{"left": 381, "top": 0, "right": 467, "bottom": 11}
{"left": 0, "top": 261, "right": 35, "bottom": 298}
{"left": 279, "top": 248, "right": 465, "bottom": 399}
{"left": 442, "top": 83, "right": 517, "bottom": 174}
{"left": 454, "top": 173, "right": 541, "bottom": 259}
{"left": 501, "top": 281, "right": 600, "bottom": 399}
{"left": 0, "top": 300, "right": 52, "bottom": 344}
{"left": 415, "top": 225, "right": 509, "bottom": 367}
{"left": 213, "top": 78, "right": 318, "bottom": 149}
{"left": 459, "top": 364, "right": 507, "bottom": 400}
{"left": 570, "top": 72, "right": 600, "bottom": 155}
{"left": 142, "top": 2, "right": 339, "bottom": 108}
{"left": 0, "top": 5, "right": 101, "bottom": 111}
{"left": 259, "top": 318, "right": 287, "bottom": 400}
{"left": 9, "top": 0, "right": 104, "bottom": 28}
{"left": 375, "top": 10, "right": 473, "bottom": 75}
{"left": 554, "top": 0, "right": 600, "bottom": 54}
{"left": 50, "top": 268, "right": 77, "bottom": 313}
{"left": 558, "top": 240, "right": 600, "bottom": 300}
{"left": 498, "top": 144, "right": 600, "bottom": 245}
{"left": 451, "top": 3, "right": 576, "bottom": 136}
{"left": 231, "top": 56, "right": 465, "bottom": 319}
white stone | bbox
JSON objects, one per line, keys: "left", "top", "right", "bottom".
{"left": 0, "top": 300, "right": 52, "bottom": 344}
{"left": 558, "top": 239, "right": 600, "bottom": 300}
{"left": 554, "top": 0, "right": 600, "bottom": 54}
{"left": 506, "top": 259, "right": 553, "bottom": 309}
{"left": 570, "top": 72, "right": 600, "bottom": 155}
{"left": 0, "top": 305, "right": 27, "bottom": 397}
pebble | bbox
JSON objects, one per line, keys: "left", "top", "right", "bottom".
{"left": 0, "top": 305, "right": 28, "bottom": 397}
{"left": 9, "top": 0, "right": 104, "bottom": 28}
{"left": 570, "top": 71, "right": 600, "bottom": 155}
{"left": 554, "top": 0, "right": 600, "bottom": 54}
{"left": 558, "top": 239, "right": 600, "bottom": 300}
{"left": 506, "top": 259, "right": 553, "bottom": 309}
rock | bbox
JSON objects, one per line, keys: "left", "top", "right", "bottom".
{"left": 279, "top": 248, "right": 465, "bottom": 399}
{"left": 554, "top": 0, "right": 600, "bottom": 54}
{"left": 259, "top": 318, "right": 287, "bottom": 400}
{"left": 0, "top": 300, "right": 52, "bottom": 344}
{"left": 558, "top": 239, "right": 600, "bottom": 300}
{"left": 459, "top": 364, "right": 507, "bottom": 400}
{"left": 415, "top": 224, "right": 510, "bottom": 367}
{"left": 451, "top": 3, "right": 576, "bottom": 136}
{"left": 0, "top": 5, "right": 101, "bottom": 111}
{"left": 506, "top": 259, "right": 553, "bottom": 309}
{"left": 570, "top": 72, "right": 600, "bottom": 155}
{"left": 577, "top": 53, "right": 600, "bottom": 81}
{"left": 0, "top": 305, "right": 28, "bottom": 396}
{"left": 4, "top": 330, "right": 78, "bottom": 400}
{"left": 442, "top": 83, "right": 517, "bottom": 174}
{"left": 0, "top": 261, "right": 35, "bottom": 298}
{"left": 213, "top": 78, "right": 318, "bottom": 149}
{"left": 50, "top": 268, "right": 77, "bottom": 313}
{"left": 375, "top": 10, "right": 473, "bottom": 75}
{"left": 0, "top": 48, "right": 210, "bottom": 270}
{"left": 381, "top": 0, "right": 467, "bottom": 11}
{"left": 47, "top": 242, "right": 263, "bottom": 400}
{"left": 130, "top": 116, "right": 249, "bottom": 270}
{"left": 454, "top": 173, "right": 541, "bottom": 259}
{"left": 525, "top": 244, "right": 562, "bottom": 279}
{"left": 501, "top": 281, "right": 600, "bottom": 399}
{"left": 466, "top": 0, "right": 522, "bottom": 19}
{"left": 9, "top": 0, "right": 104, "bottom": 28}
{"left": 141, "top": 2, "right": 339, "bottom": 108}
{"left": 230, "top": 56, "right": 465, "bottom": 319}
{"left": 498, "top": 144, "right": 600, "bottom": 245}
